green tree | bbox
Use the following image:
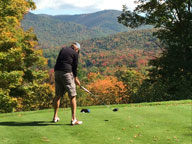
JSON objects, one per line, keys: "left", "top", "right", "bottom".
{"left": 115, "top": 69, "right": 144, "bottom": 103}
{"left": 0, "top": 0, "right": 54, "bottom": 112}
{"left": 118, "top": 0, "right": 192, "bottom": 99}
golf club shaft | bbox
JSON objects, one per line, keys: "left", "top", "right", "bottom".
{"left": 80, "top": 85, "right": 113, "bottom": 111}
{"left": 80, "top": 85, "right": 94, "bottom": 95}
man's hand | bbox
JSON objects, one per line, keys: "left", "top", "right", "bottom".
{"left": 75, "top": 77, "right": 81, "bottom": 86}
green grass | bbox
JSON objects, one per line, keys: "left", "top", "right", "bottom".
{"left": 0, "top": 100, "right": 191, "bottom": 144}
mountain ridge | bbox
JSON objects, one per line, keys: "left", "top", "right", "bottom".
{"left": 22, "top": 10, "right": 152, "bottom": 47}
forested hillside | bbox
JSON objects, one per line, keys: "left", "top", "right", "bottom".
{"left": 22, "top": 10, "right": 152, "bottom": 47}
{"left": 22, "top": 12, "right": 105, "bottom": 47}
{"left": 53, "top": 10, "right": 131, "bottom": 31}
{"left": 43, "top": 28, "right": 159, "bottom": 73}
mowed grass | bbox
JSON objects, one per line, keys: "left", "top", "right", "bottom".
{"left": 0, "top": 100, "right": 191, "bottom": 144}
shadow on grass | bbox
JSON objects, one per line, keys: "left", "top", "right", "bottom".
{"left": 184, "top": 126, "right": 192, "bottom": 137}
{"left": 0, "top": 121, "right": 71, "bottom": 126}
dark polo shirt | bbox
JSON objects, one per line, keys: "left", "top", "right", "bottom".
{"left": 54, "top": 47, "right": 78, "bottom": 77}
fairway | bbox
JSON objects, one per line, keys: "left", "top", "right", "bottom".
{"left": 0, "top": 100, "right": 191, "bottom": 144}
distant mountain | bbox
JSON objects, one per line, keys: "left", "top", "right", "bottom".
{"left": 22, "top": 12, "right": 105, "bottom": 47}
{"left": 22, "top": 10, "right": 152, "bottom": 47}
{"left": 53, "top": 10, "right": 130, "bottom": 33}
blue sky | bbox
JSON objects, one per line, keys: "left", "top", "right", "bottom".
{"left": 32, "top": 0, "right": 137, "bottom": 15}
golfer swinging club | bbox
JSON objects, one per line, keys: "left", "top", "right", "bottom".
{"left": 53, "top": 42, "right": 82, "bottom": 125}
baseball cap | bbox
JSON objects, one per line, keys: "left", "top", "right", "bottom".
{"left": 73, "top": 42, "right": 81, "bottom": 50}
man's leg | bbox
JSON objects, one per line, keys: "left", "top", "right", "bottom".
{"left": 70, "top": 96, "right": 83, "bottom": 125}
{"left": 70, "top": 96, "right": 76, "bottom": 121}
{"left": 53, "top": 96, "right": 61, "bottom": 120}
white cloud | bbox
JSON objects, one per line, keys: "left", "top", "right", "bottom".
{"left": 35, "top": 0, "right": 96, "bottom": 9}
{"left": 33, "top": 0, "right": 137, "bottom": 14}
{"left": 95, "top": 0, "right": 136, "bottom": 11}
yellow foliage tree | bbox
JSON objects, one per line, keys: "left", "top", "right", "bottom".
{"left": 0, "top": 0, "right": 54, "bottom": 112}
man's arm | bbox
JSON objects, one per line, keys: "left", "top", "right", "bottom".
{"left": 72, "top": 52, "right": 80, "bottom": 86}
{"left": 75, "top": 77, "right": 81, "bottom": 86}
{"left": 72, "top": 52, "right": 78, "bottom": 77}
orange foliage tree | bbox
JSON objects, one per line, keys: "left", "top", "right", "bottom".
{"left": 87, "top": 76, "right": 126, "bottom": 105}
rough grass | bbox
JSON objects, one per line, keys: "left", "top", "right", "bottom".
{"left": 0, "top": 100, "right": 191, "bottom": 144}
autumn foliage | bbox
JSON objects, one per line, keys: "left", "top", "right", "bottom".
{"left": 87, "top": 75, "right": 126, "bottom": 105}
{"left": 0, "top": 0, "right": 54, "bottom": 112}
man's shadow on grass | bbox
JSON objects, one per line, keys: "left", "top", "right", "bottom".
{"left": 0, "top": 121, "right": 71, "bottom": 126}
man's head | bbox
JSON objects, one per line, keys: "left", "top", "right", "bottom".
{"left": 72, "top": 42, "right": 81, "bottom": 53}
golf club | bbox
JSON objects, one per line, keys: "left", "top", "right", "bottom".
{"left": 80, "top": 85, "right": 118, "bottom": 112}
{"left": 80, "top": 85, "right": 94, "bottom": 95}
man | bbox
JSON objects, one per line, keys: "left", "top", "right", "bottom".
{"left": 53, "top": 42, "right": 82, "bottom": 125}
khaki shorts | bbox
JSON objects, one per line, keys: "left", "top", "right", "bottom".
{"left": 55, "top": 71, "right": 77, "bottom": 97}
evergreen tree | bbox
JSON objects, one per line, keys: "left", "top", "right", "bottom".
{"left": 0, "top": 0, "right": 54, "bottom": 112}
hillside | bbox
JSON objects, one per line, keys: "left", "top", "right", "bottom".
{"left": 22, "top": 12, "right": 106, "bottom": 47}
{"left": 80, "top": 29, "right": 159, "bottom": 70}
{"left": 43, "top": 29, "right": 160, "bottom": 72}
{"left": 22, "top": 10, "right": 152, "bottom": 47}
{"left": 53, "top": 10, "right": 131, "bottom": 32}
{"left": 22, "top": 10, "right": 129, "bottom": 46}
